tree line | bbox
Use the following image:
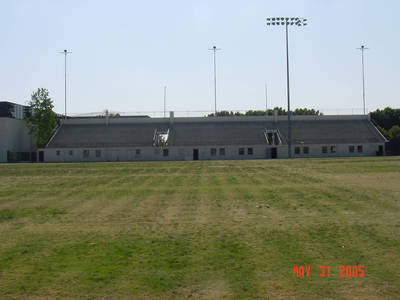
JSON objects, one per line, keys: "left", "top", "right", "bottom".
{"left": 207, "top": 107, "right": 322, "bottom": 117}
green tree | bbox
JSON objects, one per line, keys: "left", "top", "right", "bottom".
{"left": 388, "top": 125, "right": 400, "bottom": 142}
{"left": 25, "top": 88, "right": 58, "bottom": 148}
{"left": 370, "top": 107, "right": 400, "bottom": 131}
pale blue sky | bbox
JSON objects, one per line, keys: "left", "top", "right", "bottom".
{"left": 0, "top": 0, "right": 399, "bottom": 115}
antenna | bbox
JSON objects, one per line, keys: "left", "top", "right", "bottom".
{"left": 356, "top": 45, "right": 369, "bottom": 115}
{"left": 58, "top": 49, "right": 72, "bottom": 119}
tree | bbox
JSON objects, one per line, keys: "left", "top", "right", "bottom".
{"left": 25, "top": 88, "right": 58, "bottom": 148}
{"left": 388, "top": 125, "right": 400, "bottom": 142}
{"left": 370, "top": 107, "right": 400, "bottom": 141}
{"left": 370, "top": 107, "right": 400, "bottom": 131}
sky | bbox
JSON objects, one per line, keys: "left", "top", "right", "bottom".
{"left": 0, "top": 0, "right": 399, "bottom": 116}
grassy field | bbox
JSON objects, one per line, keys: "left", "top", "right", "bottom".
{"left": 0, "top": 157, "right": 399, "bottom": 299}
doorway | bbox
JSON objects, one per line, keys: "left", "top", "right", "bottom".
{"left": 377, "top": 145, "right": 383, "bottom": 156}
{"left": 38, "top": 151, "right": 44, "bottom": 162}
{"left": 193, "top": 149, "right": 199, "bottom": 160}
{"left": 271, "top": 148, "right": 277, "bottom": 159}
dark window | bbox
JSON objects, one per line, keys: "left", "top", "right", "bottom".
{"left": 357, "top": 145, "right": 363, "bottom": 153}
{"left": 163, "top": 149, "right": 169, "bottom": 157}
{"left": 136, "top": 149, "right": 141, "bottom": 155}
{"left": 294, "top": 147, "right": 300, "bottom": 155}
{"left": 69, "top": 150, "right": 73, "bottom": 156}
{"left": 247, "top": 148, "right": 253, "bottom": 155}
{"left": 349, "top": 145, "right": 355, "bottom": 153}
{"left": 303, "top": 146, "right": 309, "bottom": 154}
{"left": 219, "top": 148, "right": 225, "bottom": 156}
{"left": 265, "top": 129, "right": 282, "bottom": 145}
{"left": 83, "top": 150, "right": 89, "bottom": 158}
{"left": 56, "top": 150, "right": 60, "bottom": 156}
{"left": 96, "top": 150, "right": 101, "bottom": 157}
{"left": 330, "top": 146, "right": 336, "bottom": 153}
{"left": 238, "top": 148, "right": 245, "bottom": 155}
{"left": 210, "top": 148, "right": 217, "bottom": 156}
{"left": 322, "top": 146, "right": 328, "bottom": 154}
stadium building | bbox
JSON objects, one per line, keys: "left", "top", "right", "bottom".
{"left": 0, "top": 101, "right": 33, "bottom": 163}
{"left": 40, "top": 112, "right": 386, "bottom": 162}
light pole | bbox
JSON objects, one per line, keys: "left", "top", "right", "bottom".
{"left": 265, "top": 83, "right": 268, "bottom": 114}
{"left": 266, "top": 17, "right": 307, "bottom": 158}
{"left": 59, "top": 49, "right": 72, "bottom": 119}
{"left": 209, "top": 46, "right": 221, "bottom": 115}
{"left": 357, "top": 45, "right": 368, "bottom": 115}
{"left": 163, "top": 86, "right": 167, "bottom": 118}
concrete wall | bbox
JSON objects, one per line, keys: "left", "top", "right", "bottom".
{"left": 41, "top": 144, "right": 279, "bottom": 162}
{"left": 40, "top": 142, "right": 383, "bottom": 163}
{"left": 290, "top": 143, "right": 383, "bottom": 158}
{"left": 0, "top": 118, "right": 32, "bottom": 162}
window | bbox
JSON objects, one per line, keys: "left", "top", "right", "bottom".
{"left": 136, "top": 149, "right": 141, "bottom": 156}
{"left": 247, "top": 148, "right": 253, "bottom": 155}
{"left": 210, "top": 148, "right": 217, "bottom": 156}
{"left": 322, "top": 146, "right": 328, "bottom": 154}
{"left": 294, "top": 147, "right": 300, "bottom": 155}
{"left": 238, "top": 148, "right": 245, "bottom": 155}
{"left": 219, "top": 148, "right": 225, "bottom": 156}
{"left": 349, "top": 145, "right": 355, "bottom": 153}
{"left": 330, "top": 146, "right": 336, "bottom": 153}
{"left": 83, "top": 150, "right": 89, "bottom": 158}
{"left": 69, "top": 150, "right": 73, "bottom": 156}
{"left": 96, "top": 150, "right": 101, "bottom": 158}
{"left": 56, "top": 150, "right": 60, "bottom": 156}
{"left": 163, "top": 149, "right": 169, "bottom": 157}
{"left": 265, "top": 129, "right": 282, "bottom": 145}
{"left": 153, "top": 129, "right": 169, "bottom": 147}
{"left": 357, "top": 145, "right": 363, "bottom": 153}
{"left": 303, "top": 146, "right": 309, "bottom": 154}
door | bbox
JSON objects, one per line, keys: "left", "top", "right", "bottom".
{"left": 38, "top": 151, "right": 44, "bottom": 162}
{"left": 377, "top": 145, "right": 383, "bottom": 156}
{"left": 193, "top": 149, "right": 199, "bottom": 160}
{"left": 271, "top": 147, "right": 277, "bottom": 159}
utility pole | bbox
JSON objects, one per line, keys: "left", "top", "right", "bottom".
{"left": 209, "top": 46, "right": 221, "bottom": 115}
{"left": 59, "top": 49, "right": 72, "bottom": 119}
{"left": 357, "top": 45, "right": 369, "bottom": 115}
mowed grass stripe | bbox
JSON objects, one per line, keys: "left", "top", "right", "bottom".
{"left": 0, "top": 157, "right": 399, "bottom": 299}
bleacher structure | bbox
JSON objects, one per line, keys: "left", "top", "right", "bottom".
{"left": 40, "top": 113, "right": 387, "bottom": 162}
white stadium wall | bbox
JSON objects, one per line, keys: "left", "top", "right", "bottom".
{"left": 40, "top": 142, "right": 384, "bottom": 163}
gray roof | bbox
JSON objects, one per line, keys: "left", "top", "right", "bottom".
{"left": 46, "top": 116, "right": 386, "bottom": 148}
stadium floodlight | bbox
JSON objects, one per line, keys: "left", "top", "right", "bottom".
{"left": 208, "top": 46, "right": 221, "bottom": 115}
{"left": 58, "top": 49, "right": 72, "bottom": 119}
{"left": 357, "top": 45, "right": 369, "bottom": 115}
{"left": 266, "top": 17, "right": 307, "bottom": 158}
